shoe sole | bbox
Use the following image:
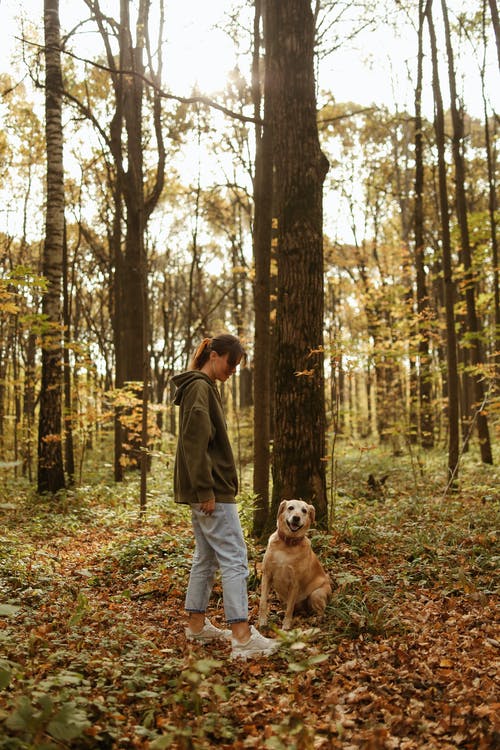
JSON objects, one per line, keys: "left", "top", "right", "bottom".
{"left": 187, "top": 635, "right": 231, "bottom": 642}
{"left": 230, "top": 648, "right": 278, "bottom": 660}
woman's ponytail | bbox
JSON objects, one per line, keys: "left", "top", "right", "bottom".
{"left": 189, "top": 338, "right": 212, "bottom": 370}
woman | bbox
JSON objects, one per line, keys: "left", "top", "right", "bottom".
{"left": 172, "top": 334, "right": 279, "bottom": 660}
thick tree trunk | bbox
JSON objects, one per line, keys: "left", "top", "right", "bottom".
{"left": 266, "top": 0, "right": 329, "bottom": 529}
{"left": 38, "top": 0, "right": 65, "bottom": 494}
{"left": 426, "top": 1, "right": 460, "bottom": 486}
{"left": 252, "top": 0, "right": 273, "bottom": 536}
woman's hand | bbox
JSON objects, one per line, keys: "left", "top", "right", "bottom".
{"left": 200, "top": 497, "right": 216, "bottom": 515}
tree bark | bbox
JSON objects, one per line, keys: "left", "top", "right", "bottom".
{"left": 23, "top": 331, "right": 36, "bottom": 481}
{"left": 86, "top": 0, "right": 165, "bottom": 480}
{"left": 38, "top": 0, "right": 66, "bottom": 494}
{"left": 121, "top": 0, "right": 145, "bottom": 388}
{"left": 441, "top": 0, "right": 493, "bottom": 464}
{"left": 266, "top": 0, "right": 329, "bottom": 529}
{"left": 414, "top": 0, "right": 434, "bottom": 448}
{"left": 481, "top": 0, "right": 500, "bottom": 393}
{"left": 252, "top": 0, "right": 273, "bottom": 536}
{"left": 488, "top": 0, "right": 500, "bottom": 69}
{"left": 426, "top": 1, "right": 460, "bottom": 486}
{"left": 62, "top": 221, "right": 75, "bottom": 484}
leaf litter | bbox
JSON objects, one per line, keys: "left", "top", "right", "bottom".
{"left": 0, "top": 476, "right": 498, "bottom": 749}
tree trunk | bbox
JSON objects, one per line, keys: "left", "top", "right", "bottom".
{"left": 414, "top": 0, "right": 434, "bottom": 448}
{"left": 266, "top": 0, "right": 329, "bottom": 529}
{"left": 488, "top": 0, "right": 500, "bottom": 69}
{"left": 62, "top": 221, "right": 75, "bottom": 484}
{"left": 441, "top": 0, "right": 493, "bottom": 464}
{"left": 111, "top": 82, "right": 126, "bottom": 483}
{"left": 23, "top": 331, "right": 36, "bottom": 481}
{"left": 69, "top": 0, "right": 164, "bottom": 482}
{"left": 481, "top": 0, "right": 500, "bottom": 390}
{"left": 252, "top": 0, "right": 273, "bottom": 536}
{"left": 118, "top": 0, "right": 157, "bottom": 492}
{"left": 38, "top": 0, "right": 66, "bottom": 494}
{"left": 184, "top": 124, "right": 202, "bottom": 369}
{"left": 121, "top": 0, "right": 145, "bottom": 388}
{"left": 112, "top": 177, "right": 125, "bottom": 482}
{"left": 426, "top": 1, "right": 460, "bottom": 486}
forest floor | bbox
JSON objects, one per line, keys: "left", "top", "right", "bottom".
{"left": 0, "top": 445, "right": 499, "bottom": 749}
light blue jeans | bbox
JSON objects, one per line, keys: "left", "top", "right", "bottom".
{"left": 185, "top": 502, "right": 249, "bottom": 623}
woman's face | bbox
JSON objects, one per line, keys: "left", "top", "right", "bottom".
{"left": 211, "top": 352, "right": 241, "bottom": 383}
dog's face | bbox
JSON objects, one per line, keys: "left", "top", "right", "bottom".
{"left": 277, "top": 499, "right": 315, "bottom": 537}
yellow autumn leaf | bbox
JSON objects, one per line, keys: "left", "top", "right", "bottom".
{"left": 0, "top": 301, "right": 19, "bottom": 314}
{"left": 439, "top": 658, "right": 453, "bottom": 668}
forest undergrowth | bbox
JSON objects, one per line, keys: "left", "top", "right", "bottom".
{"left": 0, "top": 443, "right": 498, "bottom": 749}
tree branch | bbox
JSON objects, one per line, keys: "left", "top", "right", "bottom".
{"left": 17, "top": 36, "right": 263, "bottom": 126}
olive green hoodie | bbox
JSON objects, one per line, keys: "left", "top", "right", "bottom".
{"left": 171, "top": 371, "right": 238, "bottom": 504}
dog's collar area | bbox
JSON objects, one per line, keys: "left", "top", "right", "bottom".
{"left": 277, "top": 529, "right": 304, "bottom": 546}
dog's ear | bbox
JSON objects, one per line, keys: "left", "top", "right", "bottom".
{"left": 278, "top": 499, "right": 288, "bottom": 517}
{"left": 307, "top": 504, "right": 316, "bottom": 524}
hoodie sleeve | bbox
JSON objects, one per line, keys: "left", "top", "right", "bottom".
{"left": 177, "top": 381, "right": 215, "bottom": 502}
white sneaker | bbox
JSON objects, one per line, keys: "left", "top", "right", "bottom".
{"left": 230, "top": 625, "right": 280, "bottom": 660}
{"left": 186, "top": 618, "right": 232, "bottom": 642}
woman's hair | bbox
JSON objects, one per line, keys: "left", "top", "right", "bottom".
{"left": 189, "top": 334, "right": 246, "bottom": 371}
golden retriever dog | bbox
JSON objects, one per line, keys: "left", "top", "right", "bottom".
{"left": 258, "top": 499, "right": 332, "bottom": 630}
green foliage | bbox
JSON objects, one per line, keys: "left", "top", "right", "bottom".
{"left": 4, "top": 694, "right": 90, "bottom": 746}
{"left": 67, "top": 593, "right": 89, "bottom": 628}
{"left": 147, "top": 656, "right": 236, "bottom": 748}
{"left": 0, "top": 659, "right": 15, "bottom": 690}
{"left": 0, "top": 604, "right": 21, "bottom": 617}
{"left": 169, "top": 656, "right": 228, "bottom": 714}
{"left": 273, "top": 628, "right": 329, "bottom": 674}
{"left": 328, "top": 577, "right": 401, "bottom": 640}
{"left": 106, "top": 532, "right": 181, "bottom": 574}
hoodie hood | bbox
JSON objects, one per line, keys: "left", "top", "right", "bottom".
{"left": 171, "top": 370, "right": 214, "bottom": 405}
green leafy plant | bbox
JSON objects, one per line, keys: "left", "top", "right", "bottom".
{"left": 0, "top": 659, "right": 14, "bottom": 689}
{"left": 4, "top": 694, "right": 90, "bottom": 746}
{"left": 147, "top": 656, "right": 236, "bottom": 748}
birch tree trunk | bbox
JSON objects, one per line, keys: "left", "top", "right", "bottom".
{"left": 38, "top": 0, "right": 65, "bottom": 494}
